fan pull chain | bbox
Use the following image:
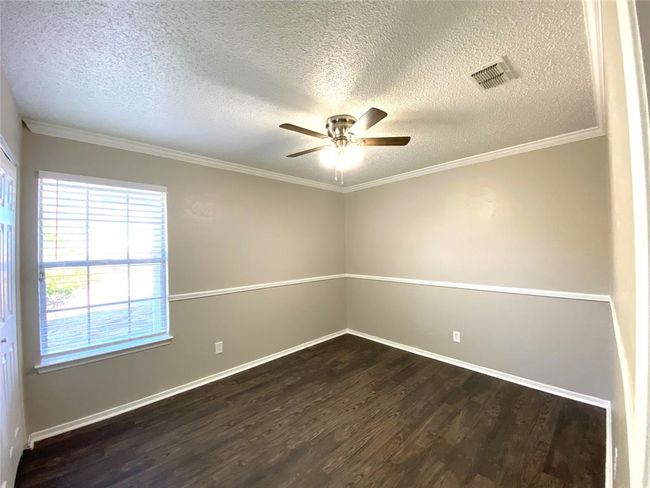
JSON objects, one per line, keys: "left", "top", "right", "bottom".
{"left": 333, "top": 167, "right": 343, "bottom": 184}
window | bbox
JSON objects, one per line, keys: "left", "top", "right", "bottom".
{"left": 37, "top": 172, "right": 170, "bottom": 369}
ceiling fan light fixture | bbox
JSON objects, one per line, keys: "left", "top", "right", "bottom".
{"left": 339, "top": 144, "right": 363, "bottom": 169}
{"left": 319, "top": 146, "right": 337, "bottom": 169}
{"left": 319, "top": 144, "right": 363, "bottom": 171}
{"left": 280, "top": 107, "right": 410, "bottom": 183}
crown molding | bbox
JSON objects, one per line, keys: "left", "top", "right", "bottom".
{"left": 26, "top": 118, "right": 605, "bottom": 196}
{"left": 24, "top": 119, "right": 344, "bottom": 193}
{"left": 584, "top": 0, "right": 606, "bottom": 133}
{"left": 342, "top": 126, "right": 605, "bottom": 193}
{"left": 24, "top": 0, "right": 605, "bottom": 195}
{"left": 342, "top": 0, "right": 605, "bottom": 193}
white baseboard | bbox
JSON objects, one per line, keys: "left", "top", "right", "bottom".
{"left": 345, "top": 328, "right": 612, "bottom": 487}
{"left": 27, "top": 329, "right": 348, "bottom": 448}
{"left": 28, "top": 326, "right": 613, "bottom": 488}
{"left": 345, "top": 329, "right": 610, "bottom": 407}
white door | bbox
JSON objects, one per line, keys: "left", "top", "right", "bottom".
{"left": 0, "top": 148, "right": 23, "bottom": 488}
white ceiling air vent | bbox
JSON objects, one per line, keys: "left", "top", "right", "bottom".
{"left": 469, "top": 57, "right": 515, "bottom": 90}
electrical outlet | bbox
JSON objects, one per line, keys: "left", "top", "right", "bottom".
{"left": 452, "top": 331, "right": 461, "bottom": 343}
{"left": 215, "top": 341, "right": 223, "bottom": 354}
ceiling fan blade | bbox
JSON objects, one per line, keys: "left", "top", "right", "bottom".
{"left": 279, "top": 123, "right": 328, "bottom": 139}
{"left": 286, "top": 145, "right": 329, "bottom": 158}
{"left": 358, "top": 136, "right": 411, "bottom": 146}
{"left": 351, "top": 107, "right": 388, "bottom": 132}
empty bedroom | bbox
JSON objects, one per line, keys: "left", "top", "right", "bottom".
{"left": 1, "top": 0, "right": 650, "bottom": 487}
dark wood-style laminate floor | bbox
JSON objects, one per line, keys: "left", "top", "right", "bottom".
{"left": 17, "top": 335, "right": 606, "bottom": 488}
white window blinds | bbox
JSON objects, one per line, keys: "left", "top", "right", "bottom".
{"left": 38, "top": 172, "right": 169, "bottom": 366}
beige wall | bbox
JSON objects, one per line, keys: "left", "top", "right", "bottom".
{"left": 345, "top": 137, "right": 613, "bottom": 399}
{"left": 0, "top": 68, "right": 21, "bottom": 161}
{"left": 345, "top": 138, "right": 611, "bottom": 294}
{"left": 603, "top": 1, "right": 635, "bottom": 485}
{"left": 635, "top": 3, "right": 650, "bottom": 484}
{"left": 605, "top": 0, "right": 636, "bottom": 393}
{"left": 20, "top": 130, "right": 346, "bottom": 432}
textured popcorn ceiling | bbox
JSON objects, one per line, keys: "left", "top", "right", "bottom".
{"left": 1, "top": 1, "right": 596, "bottom": 186}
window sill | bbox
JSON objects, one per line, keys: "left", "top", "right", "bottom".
{"left": 35, "top": 335, "right": 173, "bottom": 374}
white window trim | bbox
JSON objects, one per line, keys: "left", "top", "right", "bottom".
{"left": 35, "top": 334, "right": 173, "bottom": 373}
{"left": 38, "top": 171, "right": 166, "bottom": 193}
{"left": 36, "top": 171, "right": 171, "bottom": 371}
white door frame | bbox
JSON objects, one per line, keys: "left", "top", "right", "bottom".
{"left": 616, "top": 0, "right": 650, "bottom": 486}
{"left": 0, "top": 134, "right": 25, "bottom": 487}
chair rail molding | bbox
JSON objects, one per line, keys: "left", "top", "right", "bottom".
{"left": 168, "top": 273, "right": 610, "bottom": 303}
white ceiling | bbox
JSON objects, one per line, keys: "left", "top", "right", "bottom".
{"left": 1, "top": 1, "right": 597, "bottom": 187}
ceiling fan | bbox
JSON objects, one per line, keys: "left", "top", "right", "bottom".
{"left": 280, "top": 107, "right": 411, "bottom": 183}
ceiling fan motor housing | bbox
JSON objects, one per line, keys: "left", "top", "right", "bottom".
{"left": 281, "top": 107, "right": 409, "bottom": 159}
{"left": 326, "top": 115, "right": 357, "bottom": 146}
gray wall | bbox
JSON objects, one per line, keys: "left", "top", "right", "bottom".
{"left": 21, "top": 127, "right": 617, "bottom": 439}
{"left": 347, "top": 279, "right": 612, "bottom": 399}
{"left": 20, "top": 130, "right": 346, "bottom": 432}
{"left": 22, "top": 128, "right": 616, "bottom": 433}
{"left": 345, "top": 137, "right": 613, "bottom": 400}
{"left": 345, "top": 137, "right": 611, "bottom": 293}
